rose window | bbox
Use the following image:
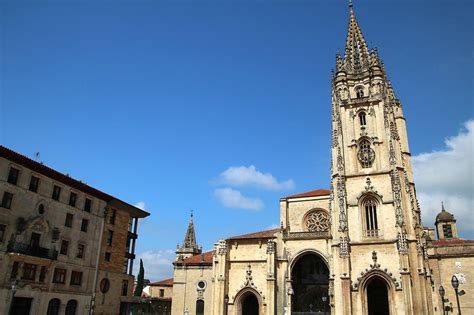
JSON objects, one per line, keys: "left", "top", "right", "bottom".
{"left": 305, "top": 210, "right": 329, "bottom": 232}
{"left": 358, "top": 139, "right": 375, "bottom": 168}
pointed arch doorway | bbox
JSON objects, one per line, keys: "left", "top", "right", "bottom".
{"left": 366, "top": 277, "right": 389, "bottom": 315}
{"left": 291, "top": 252, "right": 329, "bottom": 314}
{"left": 236, "top": 290, "right": 259, "bottom": 315}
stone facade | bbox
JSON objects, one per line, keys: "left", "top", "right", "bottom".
{"left": 0, "top": 145, "right": 149, "bottom": 315}
{"left": 168, "top": 3, "right": 473, "bottom": 315}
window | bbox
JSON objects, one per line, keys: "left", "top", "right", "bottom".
{"left": 121, "top": 280, "right": 129, "bottom": 296}
{"left": 77, "top": 244, "right": 85, "bottom": 258}
{"left": 22, "top": 263, "right": 37, "bottom": 280}
{"left": 38, "top": 204, "right": 45, "bottom": 215}
{"left": 1, "top": 192, "right": 13, "bottom": 209}
{"left": 39, "top": 266, "right": 47, "bottom": 282}
{"left": 359, "top": 111, "right": 367, "bottom": 126}
{"left": 53, "top": 268, "right": 67, "bottom": 283}
{"left": 106, "top": 230, "right": 114, "bottom": 246}
{"left": 443, "top": 224, "right": 453, "bottom": 239}
{"left": 81, "top": 219, "right": 88, "bottom": 232}
{"left": 60, "top": 240, "right": 69, "bottom": 255}
{"left": 70, "top": 271, "right": 82, "bottom": 286}
{"left": 10, "top": 261, "right": 19, "bottom": 279}
{"left": 69, "top": 192, "right": 77, "bottom": 207}
{"left": 30, "top": 232, "right": 41, "bottom": 248}
{"left": 65, "top": 213, "right": 73, "bottom": 228}
{"left": 52, "top": 185, "right": 61, "bottom": 201}
{"left": 0, "top": 224, "right": 6, "bottom": 242}
{"left": 100, "top": 278, "right": 110, "bottom": 293}
{"left": 84, "top": 198, "right": 92, "bottom": 212}
{"left": 123, "top": 256, "right": 129, "bottom": 273}
{"left": 364, "top": 198, "right": 379, "bottom": 237}
{"left": 7, "top": 167, "right": 20, "bottom": 185}
{"left": 159, "top": 289, "right": 165, "bottom": 297}
{"left": 356, "top": 86, "right": 364, "bottom": 98}
{"left": 358, "top": 139, "right": 375, "bottom": 168}
{"left": 196, "top": 300, "right": 204, "bottom": 315}
{"left": 65, "top": 300, "right": 78, "bottom": 315}
{"left": 29, "top": 176, "right": 40, "bottom": 192}
{"left": 105, "top": 252, "right": 111, "bottom": 262}
{"left": 47, "top": 298, "right": 60, "bottom": 315}
{"left": 110, "top": 209, "right": 116, "bottom": 225}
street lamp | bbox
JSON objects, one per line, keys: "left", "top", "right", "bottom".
{"left": 438, "top": 286, "right": 446, "bottom": 315}
{"left": 8, "top": 280, "right": 17, "bottom": 315}
{"left": 224, "top": 294, "right": 229, "bottom": 315}
{"left": 451, "top": 275, "right": 462, "bottom": 315}
{"left": 322, "top": 294, "right": 328, "bottom": 315}
{"left": 184, "top": 308, "right": 189, "bottom": 315}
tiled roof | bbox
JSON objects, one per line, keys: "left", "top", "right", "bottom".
{"left": 431, "top": 238, "right": 474, "bottom": 246}
{"left": 149, "top": 278, "right": 173, "bottom": 287}
{"left": 285, "top": 189, "right": 330, "bottom": 199}
{"left": 174, "top": 251, "right": 213, "bottom": 266}
{"left": 0, "top": 145, "right": 149, "bottom": 218}
{"left": 228, "top": 228, "right": 280, "bottom": 240}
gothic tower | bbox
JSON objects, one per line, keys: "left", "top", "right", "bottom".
{"left": 329, "top": 2, "right": 432, "bottom": 314}
{"left": 176, "top": 212, "right": 201, "bottom": 260}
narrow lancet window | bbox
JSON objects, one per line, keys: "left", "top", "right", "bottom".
{"left": 359, "top": 111, "right": 367, "bottom": 126}
{"left": 364, "top": 198, "right": 378, "bottom": 237}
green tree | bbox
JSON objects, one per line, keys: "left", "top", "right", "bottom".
{"left": 134, "top": 259, "right": 145, "bottom": 296}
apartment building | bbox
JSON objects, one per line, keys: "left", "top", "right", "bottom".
{"left": 0, "top": 146, "right": 149, "bottom": 315}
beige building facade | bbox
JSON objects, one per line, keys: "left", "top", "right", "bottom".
{"left": 0, "top": 145, "right": 149, "bottom": 315}
{"left": 168, "top": 3, "right": 473, "bottom": 315}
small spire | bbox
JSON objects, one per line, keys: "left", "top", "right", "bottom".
{"left": 343, "top": 0, "right": 370, "bottom": 74}
{"left": 441, "top": 201, "right": 445, "bottom": 211}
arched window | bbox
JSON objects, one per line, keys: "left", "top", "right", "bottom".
{"left": 364, "top": 198, "right": 379, "bottom": 237}
{"left": 65, "top": 300, "right": 77, "bottom": 315}
{"left": 196, "top": 300, "right": 204, "bottom": 315}
{"left": 357, "top": 139, "right": 375, "bottom": 168}
{"left": 356, "top": 86, "right": 364, "bottom": 98}
{"left": 47, "top": 298, "right": 60, "bottom": 315}
{"left": 359, "top": 112, "right": 367, "bottom": 126}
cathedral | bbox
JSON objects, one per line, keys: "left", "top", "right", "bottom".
{"left": 153, "top": 3, "right": 474, "bottom": 315}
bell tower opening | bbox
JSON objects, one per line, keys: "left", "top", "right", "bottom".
{"left": 291, "top": 253, "right": 329, "bottom": 314}
{"left": 366, "top": 277, "right": 389, "bottom": 315}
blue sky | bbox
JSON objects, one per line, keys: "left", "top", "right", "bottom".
{"left": 1, "top": 0, "right": 473, "bottom": 280}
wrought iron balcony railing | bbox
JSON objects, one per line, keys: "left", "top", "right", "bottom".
{"left": 7, "top": 242, "right": 58, "bottom": 260}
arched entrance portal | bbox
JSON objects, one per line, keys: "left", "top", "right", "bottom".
{"left": 291, "top": 253, "right": 329, "bottom": 314}
{"left": 367, "top": 277, "right": 389, "bottom": 315}
{"left": 241, "top": 292, "right": 259, "bottom": 315}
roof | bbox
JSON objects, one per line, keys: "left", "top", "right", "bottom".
{"left": 435, "top": 209, "right": 455, "bottom": 223}
{"left": 228, "top": 228, "right": 280, "bottom": 240}
{"left": 284, "top": 189, "right": 330, "bottom": 199}
{"left": 174, "top": 251, "right": 213, "bottom": 266}
{"left": 431, "top": 239, "right": 474, "bottom": 247}
{"left": 149, "top": 278, "right": 173, "bottom": 287}
{"left": 0, "top": 145, "right": 149, "bottom": 218}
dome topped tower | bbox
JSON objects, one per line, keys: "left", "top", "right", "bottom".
{"left": 435, "top": 202, "right": 458, "bottom": 239}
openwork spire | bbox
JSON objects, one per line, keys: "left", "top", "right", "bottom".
{"left": 344, "top": 2, "right": 370, "bottom": 74}
{"left": 183, "top": 211, "right": 197, "bottom": 249}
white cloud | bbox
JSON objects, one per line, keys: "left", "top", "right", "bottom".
{"left": 214, "top": 187, "right": 264, "bottom": 210}
{"left": 134, "top": 201, "right": 146, "bottom": 210}
{"left": 216, "top": 165, "right": 295, "bottom": 190}
{"left": 412, "top": 119, "right": 474, "bottom": 235}
{"left": 133, "top": 249, "right": 175, "bottom": 282}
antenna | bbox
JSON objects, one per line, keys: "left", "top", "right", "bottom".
{"left": 34, "top": 151, "right": 40, "bottom": 162}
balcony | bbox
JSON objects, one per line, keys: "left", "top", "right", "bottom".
{"left": 364, "top": 229, "right": 381, "bottom": 238}
{"left": 7, "top": 242, "right": 58, "bottom": 260}
{"left": 283, "top": 230, "right": 330, "bottom": 240}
